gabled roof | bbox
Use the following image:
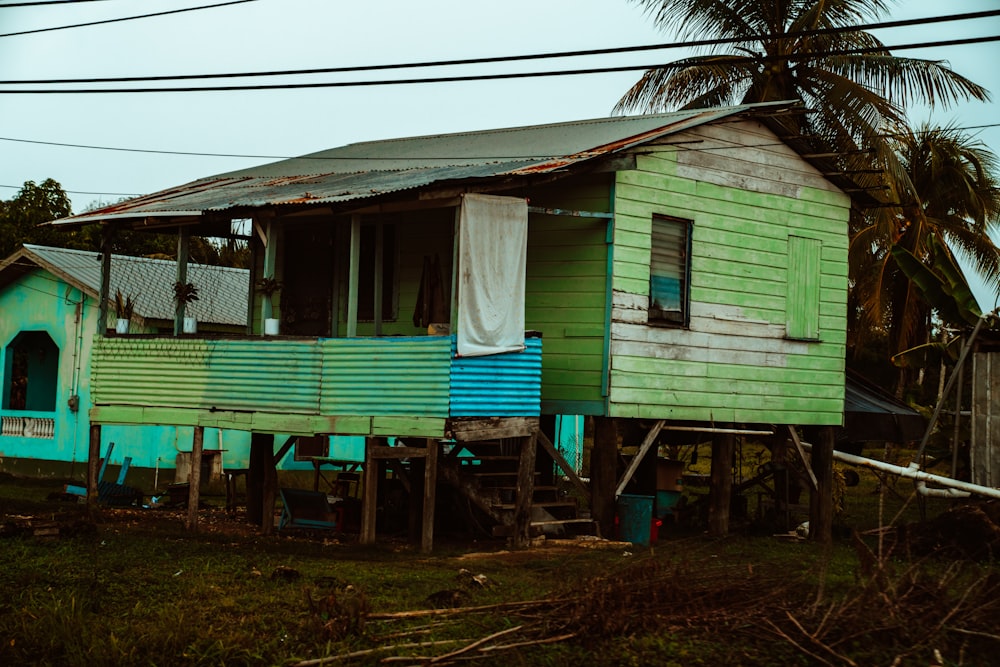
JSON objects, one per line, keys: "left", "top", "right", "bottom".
{"left": 52, "top": 102, "right": 802, "bottom": 226}
{"left": 0, "top": 244, "right": 248, "bottom": 326}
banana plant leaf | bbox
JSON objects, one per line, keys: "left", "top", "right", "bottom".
{"left": 890, "top": 237, "right": 982, "bottom": 327}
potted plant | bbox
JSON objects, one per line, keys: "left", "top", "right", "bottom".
{"left": 173, "top": 281, "right": 199, "bottom": 334}
{"left": 256, "top": 276, "right": 282, "bottom": 335}
{"left": 114, "top": 289, "right": 136, "bottom": 334}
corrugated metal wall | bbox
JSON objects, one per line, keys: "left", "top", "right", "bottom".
{"left": 450, "top": 336, "right": 542, "bottom": 416}
{"left": 319, "top": 336, "right": 451, "bottom": 416}
{"left": 91, "top": 338, "right": 323, "bottom": 413}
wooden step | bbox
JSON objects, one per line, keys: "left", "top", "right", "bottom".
{"left": 492, "top": 500, "right": 579, "bottom": 511}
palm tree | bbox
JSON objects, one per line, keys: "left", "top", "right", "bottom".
{"left": 615, "top": 0, "right": 989, "bottom": 194}
{"left": 850, "top": 124, "right": 1000, "bottom": 393}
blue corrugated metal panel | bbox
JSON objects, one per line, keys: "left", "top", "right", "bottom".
{"left": 319, "top": 337, "right": 451, "bottom": 416}
{"left": 91, "top": 337, "right": 323, "bottom": 413}
{"left": 449, "top": 336, "right": 542, "bottom": 416}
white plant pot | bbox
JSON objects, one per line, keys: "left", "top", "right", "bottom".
{"left": 115, "top": 318, "right": 130, "bottom": 334}
{"left": 183, "top": 317, "right": 198, "bottom": 334}
{"left": 264, "top": 318, "right": 280, "bottom": 335}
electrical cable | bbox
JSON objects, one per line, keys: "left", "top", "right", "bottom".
{"left": 2, "top": 33, "right": 997, "bottom": 94}
{"left": 0, "top": 0, "right": 258, "bottom": 38}
{"left": 0, "top": 0, "right": 113, "bottom": 7}
{"left": 2, "top": 8, "right": 998, "bottom": 83}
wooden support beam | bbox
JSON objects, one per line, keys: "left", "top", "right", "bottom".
{"left": 447, "top": 417, "right": 539, "bottom": 442}
{"left": 87, "top": 424, "right": 101, "bottom": 510}
{"left": 272, "top": 436, "right": 297, "bottom": 466}
{"left": 246, "top": 432, "right": 273, "bottom": 526}
{"left": 787, "top": 425, "right": 819, "bottom": 491}
{"left": 347, "top": 214, "right": 361, "bottom": 338}
{"left": 615, "top": 419, "right": 665, "bottom": 498}
{"left": 185, "top": 426, "right": 204, "bottom": 532}
{"left": 591, "top": 417, "right": 618, "bottom": 540}
{"left": 536, "top": 430, "right": 589, "bottom": 502}
{"left": 360, "top": 436, "right": 378, "bottom": 545}
{"left": 369, "top": 445, "right": 430, "bottom": 460}
{"left": 374, "top": 220, "right": 383, "bottom": 336}
{"left": 809, "top": 426, "right": 835, "bottom": 544}
{"left": 174, "top": 226, "right": 190, "bottom": 336}
{"left": 97, "top": 226, "right": 113, "bottom": 336}
{"left": 422, "top": 438, "right": 438, "bottom": 554}
{"left": 261, "top": 439, "right": 277, "bottom": 537}
{"left": 708, "top": 429, "right": 735, "bottom": 537}
{"left": 512, "top": 432, "right": 537, "bottom": 548}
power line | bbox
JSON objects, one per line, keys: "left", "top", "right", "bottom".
{"left": 0, "top": 0, "right": 258, "bottom": 38}
{"left": 1, "top": 182, "right": 139, "bottom": 196}
{"left": 2, "top": 123, "right": 998, "bottom": 163}
{"left": 2, "top": 9, "right": 998, "bottom": 84}
{"left": 0, "top": 0, "right": 113, "bottom": 7}
{"left": 2, "top": 33, "right": 997, "bottom": 94}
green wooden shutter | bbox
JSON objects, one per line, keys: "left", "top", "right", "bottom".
{"left": 786, "top": 235, "right": 821, "bottom": 340}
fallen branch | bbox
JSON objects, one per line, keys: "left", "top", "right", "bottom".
{"left": 369, "top": 599, "right": 558, "bottom": 620}
{"left": 290, "top": 640, "right": 466, "bottom": 667}
{"left": 785, "top": 611, "right": 858, "bottom": 667}
{"left": 427, "top": 625, "right": 524, "bottom": 664}
{"left": 478, "top": 633, "right": 577, "bottom": 652}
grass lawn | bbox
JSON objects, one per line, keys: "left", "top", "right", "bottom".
{"left": 1, "top": 449, "right": 998, "bottom": 667}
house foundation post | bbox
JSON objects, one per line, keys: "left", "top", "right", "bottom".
{"left": 185, "top": 426, "right": 204, "bottom": 532}
{"left": 87, "top": 424, "right": 101, "bottom": 510}
{"left": 708, "top": 429, "right": 735, "bottom": 537}
{"left": 360, "top": 436, "right": 379, "bottom": 545}
{"left": 809, "top": 426, "right": 835, "bottom": 544}
{"left": 512, "top": 432, "right": 537, "bottom": 547}
{"left": 591, "top": 417, "right": 618, "bottom": 539}
{"left": 246, "top": 432, "right": 274, "bottom": 525}
{"left": 421, "top": 438, "right": 438, "bottom": 554}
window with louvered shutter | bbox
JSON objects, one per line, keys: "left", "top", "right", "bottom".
{"left": 649, "top": 215, "right": 691, "bottom": 326}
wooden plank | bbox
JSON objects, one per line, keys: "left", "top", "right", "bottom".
{"left": 787, "top": 425, "right": 819, "bottom": 491}
{"left": 808, "top": 426, "right": 835, "bottom": 544}
{"left": 185, "top": 426, "right": 204, "bottom": 532}
{"left": 422, "top": 438, "right": 438, "bottom": 554}
{"left": 536, "top": 430, "right": 589, "bottom": 501}
{"left": 87, "top": 424, "right": 101, "bottom": 509}
{"left": 513, "top": 433, "right": 537, "bottom": 548}
{"left": 446, "top": 417, "right": 539, "bottom": 442}
{"left": 369, "top": 446, "right": 430, "bottom": 460}
{"left": 347, "top": 214, "right": 360, "bottom": 338}
{"left": 614, "top": 420, "right": 664, "bottom": 498}
{"left": 360, "top": 437, "right": 378, "bottom": 545}
{"left": 591, "top": 417, "right": 618, "bottom": 539}
{"left": 372, "top": 417, "right": 446, "bottom": 438}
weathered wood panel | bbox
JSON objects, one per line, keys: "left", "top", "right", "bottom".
{"left": 609, "top": 120, "right": 850, "bottom": 425}
{"left": 971, "top": 351, "right": 1000, "bottom": 487}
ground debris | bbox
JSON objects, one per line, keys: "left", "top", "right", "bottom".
{"left": 897, "top": 500, "right": 1000, "bottom": 559}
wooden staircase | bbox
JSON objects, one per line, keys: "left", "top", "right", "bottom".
{"left": 438, "top": 436, "right": 597, "bottom": 541}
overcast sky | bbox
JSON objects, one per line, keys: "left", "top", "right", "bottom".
{"left": 1, "top": 0, "right": 998, "bottom": 304}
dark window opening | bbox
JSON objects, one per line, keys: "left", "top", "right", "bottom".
{"left": 357, "top": 223, "right": 397, "bottom": 321}
{"left": 3, "top": 331, "right": 59, "bottom": 412}
{"left": 295, "top": 435, "right": 329, "bottom": 461}
{"left": 649, "top": 215, "right": 692, "bottom": 326}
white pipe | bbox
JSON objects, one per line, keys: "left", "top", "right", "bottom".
{"left": 800, "top": 442, "right": 1000, "bottom": 500}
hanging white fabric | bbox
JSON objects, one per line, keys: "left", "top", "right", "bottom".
{"left": 456, "top": 193, "right": 528, "bottom": 357}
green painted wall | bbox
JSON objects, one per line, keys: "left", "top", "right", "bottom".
{"left": 524, "top": 175, "right": 611, "bottom": 414}
{"left": 608, "top": 121, "right": 851, "bottom": 426}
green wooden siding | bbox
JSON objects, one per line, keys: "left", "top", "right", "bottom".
{"left": 524, "top": 175, "right": 611, "bottom": 413}
{"left": 609, "top": 121, "right": 851, "bottom": 426}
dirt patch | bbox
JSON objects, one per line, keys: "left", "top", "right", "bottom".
{"left": 898, "top": 500, "right": 1000, "bottom": 559}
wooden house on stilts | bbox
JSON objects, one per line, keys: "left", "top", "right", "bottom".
{"left": 48, "top": 102, "right": 862, "bottom": 548}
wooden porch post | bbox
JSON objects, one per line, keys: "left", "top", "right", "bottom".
{"left": 360, "top": 436, "right": 378, "bottom": 545}
{"left": 97, "top": 226, "right": 113, "bottom": 336}
{"left": 185, "top": 426, "right": 204, "bottom": 531}
{"left": 708, "top": 429, "right": 735, "bottom": 537}
{"left": 346, "top": 215, "right": 361, "bottom": 338}
{"left": 174, "top": 226, "right": 190, "bottom": 336}
{"left": 421, "top": 438, "right": 438, "bottom": 554}
{"left": 261, "top": 217, "right": 277, "bottom": 324}
{"left": 374, "top": 220, "right": 383, "bottom": 336}
{"left": 513, "top": 432, "right": 537, "bottom": 547}
{"left": 261, "top": 444, "right": 277, "bottom": 536}
{"left": 809, "top": 426, "right": 835, "bottom": 544}
{"left": 87, "top": 424, "right": 101, "bottom": 509}
{"left": 246, "top": 432, "right": 273, "bottom": 525}
{"left": 591, "top": 417, "right": 618, "bottom": 539}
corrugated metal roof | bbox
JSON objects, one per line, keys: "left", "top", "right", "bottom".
{"left": 15, "top": 244, "right": 248, "bottom": 325}
{"left": 54, "top": 103, "right": 789, "bottom": 226}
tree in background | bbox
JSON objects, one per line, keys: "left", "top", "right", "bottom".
{"left": 0, "top": 179, "right": 73, "bottom": 257}
{"left": 850, "top": 124, "right": 1000, "bottom": 395}
{"left": 615, "top": 0, "right": 988, "bottom": 191}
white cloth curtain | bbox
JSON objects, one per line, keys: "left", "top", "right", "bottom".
{"left": 456, "top": 193, "right": 528, "bottom": 357}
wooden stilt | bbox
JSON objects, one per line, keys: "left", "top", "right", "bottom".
{"left": 421, "top": 438, "right": 438, "bottom": 554}
{"left": 591, "top": 417, "right": 618, "bottom": 540}
{"left": 87, "top": 424, "right": 101, "bottom": 510}
{"left": 261, "top": 440, "right": 277, "bottom": 536}
{"left": 185, "top": 426, "right": 204, "bottom": 531}
{"left": 809, "top": 426, "right": 835, "bottom": 544}
{"left": 512, "top": 432, "right": 538, "bottom": 547}
{"left": 708, "top": 429, "right": 735, "bottom": 537}
{"left": 360, "top": 437, "right": 378, "bottom": 545}
{"left": 247, "top": 432, "right": 273, "bottom": 525}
